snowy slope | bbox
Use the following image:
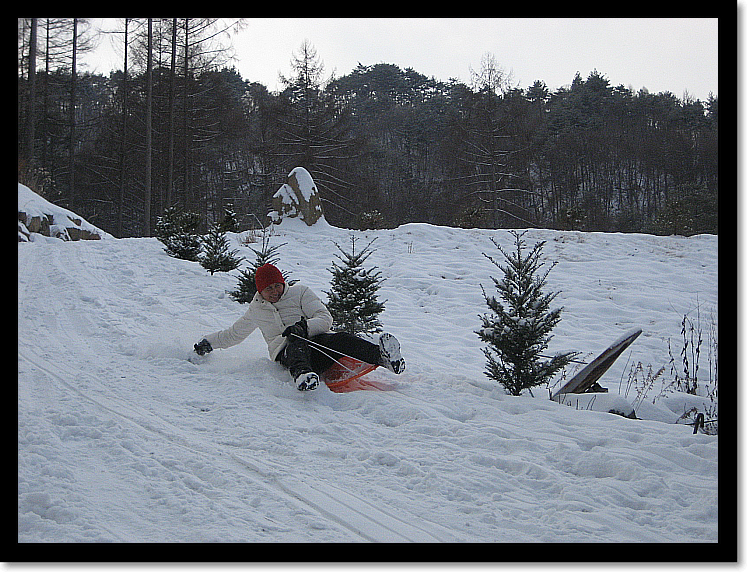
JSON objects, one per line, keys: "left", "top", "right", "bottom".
{"left": 18, "top": 218, "right": 719, "bottom": 544}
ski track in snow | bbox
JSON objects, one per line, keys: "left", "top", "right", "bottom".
{"left": 18, "top": 222, "right": 718, "bottom": 543}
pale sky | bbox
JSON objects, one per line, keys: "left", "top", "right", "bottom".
{"left": 83, "top": 18, "right": 719, "bottom": 102}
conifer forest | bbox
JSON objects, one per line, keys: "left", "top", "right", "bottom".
{"left": 18, "top": 18, "right": 718, "bottom": 238}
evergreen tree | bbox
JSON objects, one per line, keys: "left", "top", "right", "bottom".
{"left": 325, "top": 237, "right": 385, "bottom": 336}
{"left": 476, "top": 230, "right": 578, "bottom": 396}
{"left": 219, "top": 204, "right": 239, "bottom": 233}
{"left": 228, "top": 227, "right": 288, "bottom": 303}
{"left": 199, "top": 224, "right": 243, "bottom": 275}
{"left": 229, "top": 268, "right": 258, "bottom": 304}
{"left": 155, "top": 206, "right": 202, "bottom": 261}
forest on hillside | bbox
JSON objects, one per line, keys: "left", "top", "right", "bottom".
{"left": 18, "top": 18, "right": 718, "bottom": 237}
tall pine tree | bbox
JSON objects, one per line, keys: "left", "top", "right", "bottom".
{"left": 325, "top": 237, "right": 385, "bottom": 336}
{"left": 476, "top": 231, "right": 578, "bottom": 396}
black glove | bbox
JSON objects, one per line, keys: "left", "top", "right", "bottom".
{"left": 194, "top": 338, "right": 213, "bottom": 356}
{"left": 282, "top": 317, "right": 308, "bottom": 339}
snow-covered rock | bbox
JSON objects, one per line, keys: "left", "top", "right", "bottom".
{"left": 18, "top": 183, "right": 113, "bottom": 242}
{"left": 269, "top": 167, "right": 324, "bottom": 226}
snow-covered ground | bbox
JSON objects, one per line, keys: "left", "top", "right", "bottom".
{"left": 18, "top": 205, "right": 720, "bottom": 545}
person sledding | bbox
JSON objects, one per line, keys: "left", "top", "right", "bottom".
{"left": 193, "top": 263, "right": 405, "bottom": 391}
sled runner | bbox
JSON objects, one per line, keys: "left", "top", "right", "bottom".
{"left": 321, "top": 356, "right": 396, "bottom": 393}
{"left": 551, "top": 328, "right": 642, "bottom": 401}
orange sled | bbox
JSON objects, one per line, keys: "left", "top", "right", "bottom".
{"left": 321, "top": 356, "right": 396, "bottom": 393}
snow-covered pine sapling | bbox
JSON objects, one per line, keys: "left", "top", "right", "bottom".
{"left": 200, "top": 224, "right": 244, "bottom": 275}
{"left": 476, "top": 230, "right": 578, "bottom": 396}
{"left": 155, "top": 206, "right": 203, "bottom": 261}
{"left": 219, "top": 204, "right": 239, "bottom": 233}
{"left": 325, "top": 236, "right": 386, "bottom": 336}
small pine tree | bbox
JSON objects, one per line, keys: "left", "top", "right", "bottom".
{"left": 325, "top": 236, "right": 385, "bottom": 336}
{"left": 155, "top": 206, "right": 202, "bottom": 261}
{"left": 476, "top": 230, "right": 578, "bottom": 396}
{"left": 228, "top": 226, "right": 288, "bottom": 303}
{"left": 220, "top": 205, "right": 239, "bottom": 233}
{"left": 228, "top": 267, "right": 260, "bottom": 304}
{"left": 200, "top": 224, "right": 244, "bottom": 275}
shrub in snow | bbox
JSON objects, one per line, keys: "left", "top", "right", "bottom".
{"left": 155, "top": 206, "right": 202, "bottom": 262}
{"left": 199, "top": 224, "right": 243, "bottom": 275}
{"left": 477, "top": 230, "right": 578, "bottom": 396}
{"left": 325, "top": 236, "right": 385, "bottom": 336}
{"left": 653, "top": 303, "right": 718, "bottom": 434}
{"left": 219, "top": 205, "right": 239, "bottom": 233}
{"left": 357, "top": 210, "right": 386, "bottom": 230}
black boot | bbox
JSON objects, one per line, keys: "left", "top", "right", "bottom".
{"left": 277, "top": 336, "right": 314, "bottom": 381}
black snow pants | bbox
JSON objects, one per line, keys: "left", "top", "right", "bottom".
{"left": 276, "top": 332, "right": 382, "bottom": 379}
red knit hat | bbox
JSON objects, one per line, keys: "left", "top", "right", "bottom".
{"left": 255, "top": 263, "right": 285, "bottom": 293}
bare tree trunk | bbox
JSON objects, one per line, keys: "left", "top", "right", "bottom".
{"left": 25, "top": 18, "right": 37, "bottom": 171}
{"left": 166, "top": 18, "right": 177, "bottom": 209}
{"left": 183, "top": 18, "right": 191, "bottom": 207}
{"left": 68, "top": 18, "right": 77, "bottom": 210}
{"left": 117, "top": 18, "right": 129, "bottom": 238}
{"left": 143, "top": 18, "right": 153, "bottom": 236}
{"left": 41, "top": 19, "right": 51, "bottom": 170}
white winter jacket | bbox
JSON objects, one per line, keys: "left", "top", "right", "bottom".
{"left": 204, "top": 283, "right": 333, "bottom": 360}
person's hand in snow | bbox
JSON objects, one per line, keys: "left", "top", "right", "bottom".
{"left": 193, "top": 338, "right": 213, "bottom": 356}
